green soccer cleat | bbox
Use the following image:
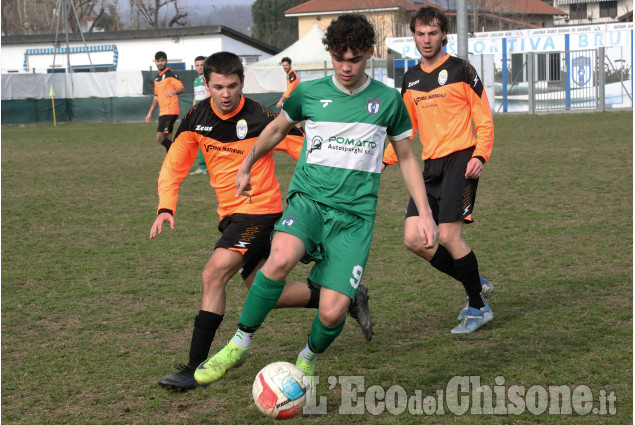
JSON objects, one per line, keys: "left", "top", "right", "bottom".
{"left": 295, "top": 354, "right": 317, "bottom": 394}
{"left": 457, "top": 277, "right": 495, "bottom": 320}
{"left": 194, "top": 340, "right": 248, "bottom": 385}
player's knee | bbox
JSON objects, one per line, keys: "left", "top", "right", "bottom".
{"left": 318, "top": 306, "right": 346, "bottom": 327}
{"left": 262, "top": 252, "right": 295, "bottom": 277}
{"left": 404, "top": 232, "right": 426, "bottom": 255}
{"left": 438, "top": 230, "right": 461, "bottom": 249}
{"left": 202, "top": 266, "right": 227, "bottom": 292}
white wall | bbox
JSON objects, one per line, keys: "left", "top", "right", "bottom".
{"left": 2, "top": 34, "right": 275, "bottom": 74}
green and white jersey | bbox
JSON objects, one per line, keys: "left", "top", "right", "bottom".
{"left": 282, "top": 75, "right": 413, "bottom": 221}
{"left": 193, "top": 75, "right": 207, "bottom": 104}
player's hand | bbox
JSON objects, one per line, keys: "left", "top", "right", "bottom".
{"left": 145, "top": 112, "right": 151, "bottom": 124}
{"left": 150, "top": 212, "right": 175, "bottom": 239}
{"left": 465, "top": 158, "right": 483, "bottom": 179}
{"left": 235, "top": 160, "right": 253, "bottom": 198}
{"left": 417, "top": 214, "right": 438, "bottom": 249}
{"left": 276, "top": 100, "right": 283, "bottom": 109}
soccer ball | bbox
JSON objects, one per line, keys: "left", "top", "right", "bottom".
{"left": 252, "top": 361, "right": 310, "bottom": 419}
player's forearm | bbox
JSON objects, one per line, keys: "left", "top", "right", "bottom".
{"left": 398, "top": 156, "right": 433, "bottom": 219}
{"left": 247, "top": 116, "right": 294, "bottom": 169}
{"left": 148, "top": 97, "right": 158, "bottom": 113}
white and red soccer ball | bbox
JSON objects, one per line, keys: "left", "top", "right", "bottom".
{"left": 252, "top": 361, "right": 310, "bottom": 419}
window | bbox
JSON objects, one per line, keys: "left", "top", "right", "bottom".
{"left": 536, "top": 53, "right": 561, "bottom": 82}
{"left": 570, "top": 3, "right": 587, "bottom": 20}
{"left": 599, "top": 1, "right": 617, "bottom": 18}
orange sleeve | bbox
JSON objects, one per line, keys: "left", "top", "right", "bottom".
{"left": 171, "top": 76, "right": 184, "bottom": 92}
{"left": 272, "top": 130, "right": 304, "bottom": 161}
{"left": 382, "top": 91, "right": 417, "bottom": 166}
{"left": 282, "top": 71, "right": 299, "bottom": 99}
{"left": 157, "top": 130, "right": 199, "bottom": 214}
{"left": 467, "top": 84, "right": 494, "bottom": 163}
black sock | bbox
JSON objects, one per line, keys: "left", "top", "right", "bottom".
{"left": 430, "top": 244, "right": 459, "bottom": 280}
{"left": 453, "top": 251, "right": 485, "bottom": 309}
{"left": 188, "top": 310, "right": 223, "bottom": 368}
{"left": 161, "top": 138, "right": 172, "bottom": 152}
{"left": 305, "top": 288, "right": 320, "bottom": 309}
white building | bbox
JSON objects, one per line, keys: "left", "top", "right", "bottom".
{"left": 1, "top": 25, "right": 278, "bottom": 74}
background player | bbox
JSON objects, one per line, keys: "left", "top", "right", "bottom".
{"left": 146, "top": 51, "right": 184, "bottom": 153}
{"left": 190, "top": 55, "right": 210, "bottom": 176}
{"left": 383, "top": 6, "right": 495, "bottom": 334}
{"left": 194, "top": 14, "right": 437, "bottom": 387}
{"left": 150, "top": 52, "right": 373, "bottom": 392}
{"left": 276, "top": 57, "right": 299, "bottom": 110}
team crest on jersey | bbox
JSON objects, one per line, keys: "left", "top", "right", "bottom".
{"left": 438, "top": 70, "right": 448, "bottom": 86}
{"left": 281, "top": 216, "right": 296, "bottom": 226}
{"left": 308, "top": 136, "right": 323, "bottom": 153}
{"left": 236, "top": 119, "right": 248, "bottom": 139}
{"left": 367, "top": 98, "right": 381, "bottom": 115}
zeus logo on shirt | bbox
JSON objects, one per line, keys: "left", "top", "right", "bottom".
{"left": 195, "top": 125, "right": 213, "bottom": 132}
{"left": 407, "top": 79, "right": 420, "bottom": 88}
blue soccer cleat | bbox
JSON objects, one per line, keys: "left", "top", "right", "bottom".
{"left": 457, "top": 277, "right": 494, "bottom": 320}
{"left": 451, "top": 303, "right": 494, "bottom": 334}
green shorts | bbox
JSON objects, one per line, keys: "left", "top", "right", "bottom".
{"left": 273, "top": 193, "right": 374, "bottom": 300}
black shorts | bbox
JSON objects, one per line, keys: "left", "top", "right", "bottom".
{"left": 157, "top": 114, "right": 178, "bottom": 134}
{"left": 406, "top": 147, "right": 478, "bottom": 224}
{"left": 214, "top": 213, "right": 282, "bottom": 280}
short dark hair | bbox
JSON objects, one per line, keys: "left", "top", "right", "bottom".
{"left": 194, "top": 55, "right": 206, "bottom": 62}
{"left": 322, "top": 13, "right": 375, "bottom": 57}
{"left": 204, "top": 51, "right": 244, "bottom": 83}
{"left": 410, "top": 7, "right": 449, "bottom": 46}
{"left": 281, "top": 57, "right": 291, "bottom": 65}
{"left": 155, "top": 51, "right": 167, "bottom": 60}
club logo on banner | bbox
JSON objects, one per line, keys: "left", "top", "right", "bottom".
{"left": 572, "top": 56, "right": 592, "bottom": 87}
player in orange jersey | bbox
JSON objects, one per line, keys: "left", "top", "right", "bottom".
{"left": 149, "top": 52, "right": 373, "bottom": 392}
{"left": 146, "top": 51, "right": 185, "bottom": 153}
{"left": 383, "top": 7, "right": 495, "bottom": 334}
{"left": 276, "top": 57, "right": 299, "bottom": 110}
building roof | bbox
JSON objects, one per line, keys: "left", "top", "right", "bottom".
{"left": 286, "top": 0, "right": 565, "bottom": 16}
{"left": 1, "top": 25, "right": 280, "bottom": 55}
{"left": 286, "top": 0, "right": 437, "bottom": 15}
{"left": 477, "top": 0, "right": 566, "bottom": 16}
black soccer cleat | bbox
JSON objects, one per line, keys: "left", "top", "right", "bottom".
{"left": 158, "top": 363, "right": 206, "bottom": 392}
{"left": 348, "top": 284, "right": 374, "bottom": 341}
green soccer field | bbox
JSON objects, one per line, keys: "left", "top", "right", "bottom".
{"left": 1, "top": 111, "right": 632, "bottom": 424}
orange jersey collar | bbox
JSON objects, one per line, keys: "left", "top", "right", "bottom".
{"left": 420, "top": 53, "right": 450, "bottom": 73}
{"left": 210, "top": 95, "right": 245, "bottom": 120}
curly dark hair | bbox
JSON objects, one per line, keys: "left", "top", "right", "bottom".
{"left": 410, "top": 7, "right": 449, "bottom": 46}
{"left": 322, "top": 13, "right": 375, "bottom": 56}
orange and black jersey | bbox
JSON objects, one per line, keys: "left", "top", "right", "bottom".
{"left": 384, "top": 54, "right": 493, "bottom": 165}
{"left": 154, "top": 68, "right": 184, "bottom": 116}
{"left": 282, "top": 70, "right": 299, "bottom": 99}
{"left": 157, "top": 95, "right": 304, "bottom": 219}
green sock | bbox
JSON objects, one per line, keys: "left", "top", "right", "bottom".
{"left": 238, "top": 270, "right": 286, "bottom": 330}
{"left": 308, "top": 313, "right": 346, "bottom": 354}
{"left": 197, "top": 149, "right": 206, "bottom": 170}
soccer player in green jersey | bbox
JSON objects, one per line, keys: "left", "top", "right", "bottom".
{"left": 189, "top": 55, "right": 209, "bottom": 176}
{"left": 194, "top": 13, "right": 438, "bottom": 387}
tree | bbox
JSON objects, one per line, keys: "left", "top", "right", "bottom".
{"left": 131, "top": 0, "right": 187, "bottom": 29}
{"left": 251, "top": 0, "right": 305, "bottom": 49}
{"left": 0, "top": 0, "right": 120, "bottom": 35}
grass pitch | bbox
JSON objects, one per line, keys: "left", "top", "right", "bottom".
{"left": 1, "top": 111, "right": 632, "bottom": 424}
